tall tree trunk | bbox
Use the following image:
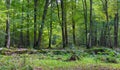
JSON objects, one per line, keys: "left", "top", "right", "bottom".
{"left": 94, "top": 23, "right": 97, "bottom": 46}
{"left": 64, "top": 0, "right": 68, "bottom": 46}
{"left": 72, "top": 0, "right": 76, "bottom": 45}
{"left": 101, "top": 0, "right": 111, "bottom": 47}
{"left": 88, "top": 0, "right": 93, "bottom": 48}
{"left": 33, "top": 0, "right": 38, "bottom": 48}
{"left": 105, "top": 0, "right": 109, "bottom": 47}
{"left": 19, "top": 0, "right": 24, "bottom": 47}
{"left": 5, "top": 0, "right": 11, "bottom": 48}
{"left": 100, "top": 0, "right": 107, "bottom": 46}
{"left": 56, "top": 0, "right": 61, "bottom": 24}
{"left": 12, "top": 3, "right": 15, "bottom": 46}
{"left": 82, "top": 0, "right": 88, "bottom": 48}
{"left": 114, "top": 0, "right": 119, "bottom": 47}
{"left": 61, "top": 0, "right": 66, "bottom": 48}
{"left": 26, "top": 0, "right": 30, "bottom": 47}
{"left": 37, "top": 0, "right": 49, "bottom": 48}
{"left": 48, "top": 0, "right": 53, "bottom": 48}
{"left": 56, "top": 0, "right": 65, "bottom": 48}
{"left": 105, "top": 0, "right": 112, "bottom": 47}
{"left": 114, "top": 13, "right": 119, "bottom": 47}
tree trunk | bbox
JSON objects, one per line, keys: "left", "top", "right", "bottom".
{"left": 19, "top": 0, "right": 24, "bottom": 48}
{"left": 104, "top": 0, "right": 112, "bottom": 47}
{"left": 88, "top": 0, "right": 93, "bottom": 48}
{"left": 56, "top": 0, "right": 61, "bottom": 25}
{"left": 26, "top": 0, "right": 30, "bottom": 47}
{"left": 64, "top": 0, "right": 68, "bottom": 46}
{"left": 37, "top": 0, "right": 49, "bottom": 48}
{"left": 61, "top": 0, "right": 66, "bottom": 48}
{"left": 72, "top": 0, "right": 76, "bottom": 45}
{"left": 82, "top": 0, "right": 88, "bottom": 48}
{"left": 114, "top": 13, "right": 119, "bottom": 47}
{"left": 114, "top": 0, "right": 119, "bottom": 47}
{"left": 5, "top": 0, "right": 11, "bottom": 48}
{"left": 56, "top": 0, "right": 66, "bottom": 48}
{"left": 33, "top": 0, "right": 38, "bottom": 48}
{"left": 48, "top": 0, "right": 53, "bottom": 49}
{"left": 12, "top": 3, "right": 15, "bottom": 46}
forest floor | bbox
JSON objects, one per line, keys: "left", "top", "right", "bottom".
{"left": 0, "top": 47, "right": 120, "bottom": 70}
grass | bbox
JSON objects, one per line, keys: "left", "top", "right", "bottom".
{"left": 0, "top": 48, "right": 120, "bottom": 70}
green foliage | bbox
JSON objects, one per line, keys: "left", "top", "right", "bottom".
{"left": 22, "top": 65, "right": 33, "bottom": 70}
{"left": 0, "top": 0, "right": 119, "bottom": 48}
{"left": 85, "top": 47, "right": 117, "bottom": 56}
{"left": 0, "top": 47, "right": 120, "bottom": 70}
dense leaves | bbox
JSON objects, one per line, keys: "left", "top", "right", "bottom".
{"left": 0, "top": 0, "right": 120, "bottom": 49}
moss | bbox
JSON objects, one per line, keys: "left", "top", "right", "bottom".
{"left": 37, "top": 50, "right": 48, "bottom": 54}
{"left": 0, "top": 48, "right": 13, "bottom": 55}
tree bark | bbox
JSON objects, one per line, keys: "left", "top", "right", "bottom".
{"left": 114, "top": 13, "right": 119, "bottom": 47}
{"left": 88, "top": 0, "right": 93, "bottom": 48}
{"left": 61, "top": 0, "right": 66, "bottom": 48}
{"left": 48, "top": 0, "right": 53, "bottom": 49}
{"left": 64, "top": 0, "right": 68, "bottom": 46}
{"left": 82, "top": 0, "right": 88, "bottom": 48}
{"left": 26, "top": 0, "right": 30, "bottom": 47}
{"left": 12, "top": 2, "right": 15, "bottom": 46}
{"left": 19, "top": 0, "right": 24, "bottom": 47}
{"left": 114, "top": 0, "right": 119, "bottom": 47}
{"left": 33, "top": 0, "right": 38, "bottom": 48}
{"left": 72, "top": 0, "right": 76, "bottom": 45}
{"left": 104, "top": 0, "right": 112, "bottom": 47}
{"left": 37, "top": 0, "right": 49, "bottom": 48}
{"left": 5, "top": 0, "right": 11, "bottom": 48}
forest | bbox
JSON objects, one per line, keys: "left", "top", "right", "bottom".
{"left": 0, "top": 0, "right": 120, "bottom": 70}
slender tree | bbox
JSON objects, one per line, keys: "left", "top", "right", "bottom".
{"left": 33, "top": 0, "right": 38, "bottom": 48}
{"left": 114, "top": 0, "right": 119, "bottom": 47}
{"left": 82, "top": 0, "right": 88, "bottom": 48}
{"left": 56, "top": 0, "right": 61, "bottom": 24}
{"left": 100, "top": 0, "right": 112, "bottom": 47}
{"left": 64, "top": 0, "right": 68, "bottom": 46}
{"left": 5, "top": 0, "right": 11, "bottom": 48}
{"left": 72, "top": 0, "right": 76, "bottom": 45}
{"left": 88, "top": 0, "right": 93, "bottom": 48}
{"left": 105, "top": 0, "right": 111, "bottom": 47}
{"left": 11, "top": 0, "right": 15, "bottom": 46}
{"left": 100, "top": 0, "right": 107, "bottom": 46}
{"left": 19, "top": 0, "right": 24, "bottom": 47}
{"left": 26, "top": 0, "right": 30, "bottom": 46}
{"left": 48, "top": 0, "right": 53, "bottom": 48}
{"left": 37, "top": 0, "right": 49, "bottom": 48}
{"left": 56, "top": 0, "right": 66, "bottom": 48}
{"left": 61, "top": 0, "right": 66, "bottom": 48}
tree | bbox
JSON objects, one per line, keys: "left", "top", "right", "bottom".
{"left": 61, "top": 0, "right": 66, "bottom": 48}
{"left": 100, "top": 0, "right": 110, "bottom": 47}
{"left": 82, "top": 0, "right": 88, "bottom": 48}
{"left": 26, "top": 0, "right": 30, "bottom": 47}
{"left": 33, "top": 0, "right": 38, "bottom": 48}
{"left": 19, "top": 0, "right": 24, "bottom": 47}
{"left": 103, "top": 0, "right": 111, "bottom": 47}
{"left": 64, "top": 0, "right": 68, "bottom": 46}
{"left": 11, "top": 0, "right": 16, "bottom": 46}
{"left": 37, "top": 0, "right": 49, "bottom": 48}
{"left": 114, "top": 0, "right": 119, "bottom": 47}
{"left": 72, "top": 0, "right": 76, "bottom": 45}
{"left": 0, "top": 0, "right": 119, "bottom": 49}
{"left": 48, "top": 0, "right": 53, "bottom": 48}
{"left": 88, "top": 0, "right": 93, "bottom": 48}
{"left": 5, "top": 0, "right": 11, "bottom": 48}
